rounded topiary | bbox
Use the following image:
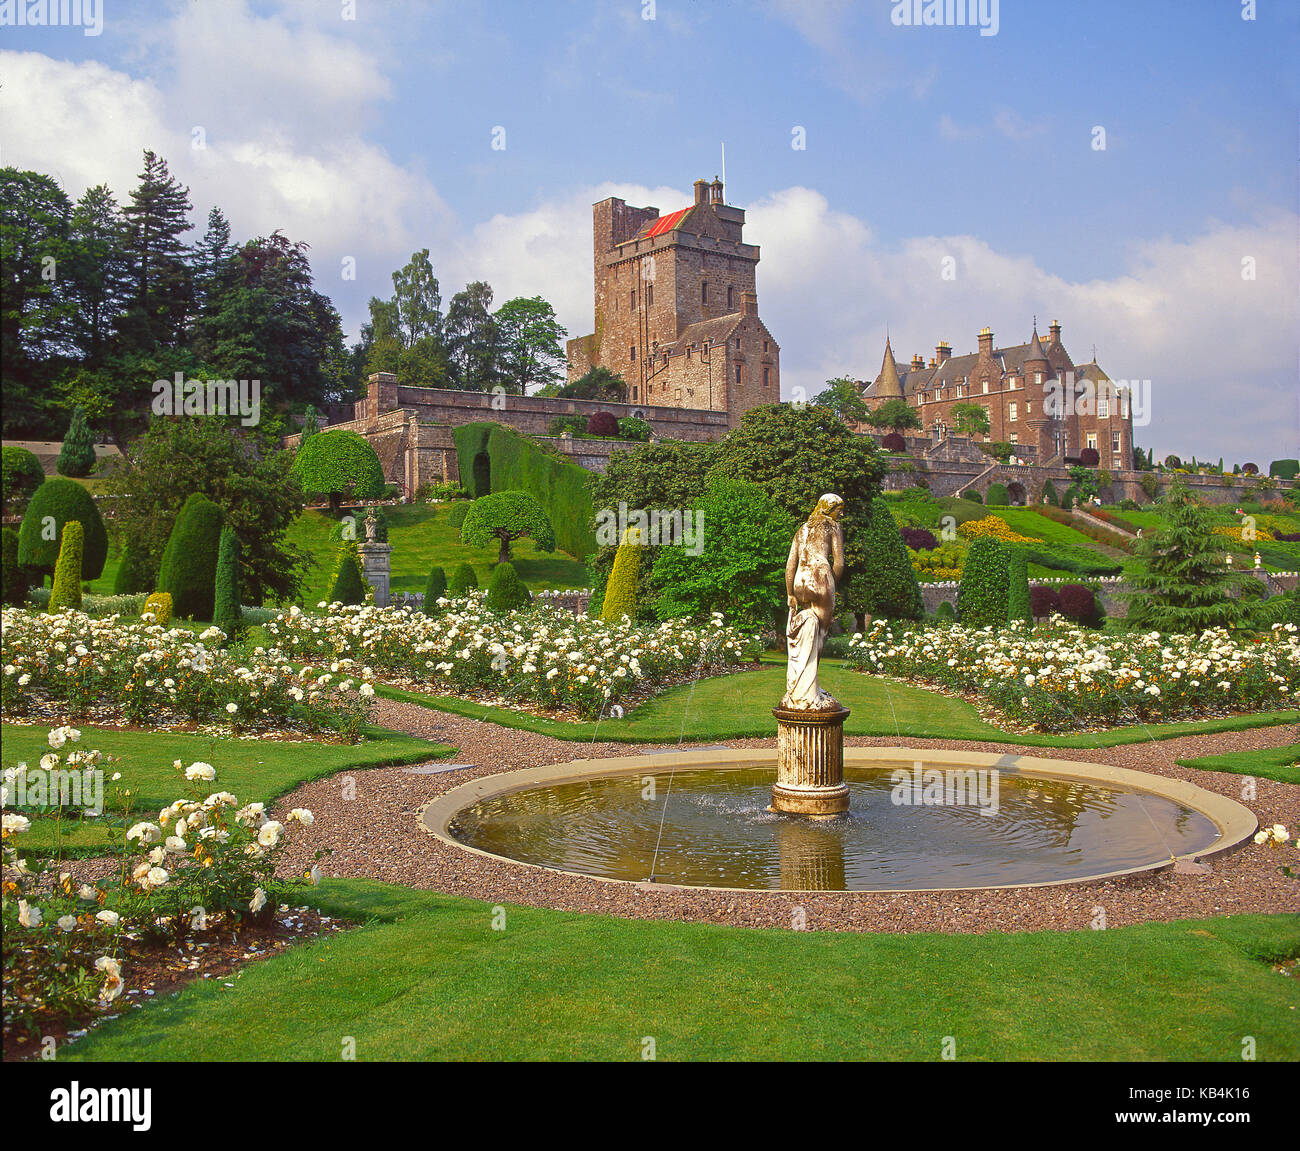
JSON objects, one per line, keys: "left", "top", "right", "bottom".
{"left": 48, "top": 519, "right": 84, "bottom": 613}
{"left": 1007, "top": 549, "right": 1032, "bottom": 624}
{"left": 157, "top": 492, "right": 224, "bottom": 620}
{"left": 113, "top": 538, "right": 155, "bottom": 595}
{"left": 587, "top": 411, "right": 619, "bottom": 437}
{"left": 1120, "top": 498, "right": 1140, "bottom": 512}
{"left": 900, "top": 526, "right": 939, "bottom": 551}
{"left": 962, "top": 488, "right": 983, "bottom": 504}
{"left": 57, "top": 406, "right": 97, "bottom": 478}
{"left": 601, "top": 530, "right": 640, "bottom": 622}
{"left": 863, "top": 497, "right": 924, "bottom": 621}
{"left": 1058, "top": 583, "right": 1101, "bottom": 627}
{"left": 330, "top": 548, "right": 366, "bottom": 606}
{"left": 213, "top": 525, "right": 243, "bottom": 639}
{"left": 1029, "top": 585, "right": 1061, "bottom": 619}
{"left": 2, "top": 446, "right": 45, "bottom": 518}
{"left": 460, "top": 490, "right": 556, "bottom": 565}
{"left": 1040, "top": 480, "right": 1059, "bottom": 507}
{"left": 1079, "top": 447, "right": 1100, "bottom": 468}
{"left": 423, "top": 565, "right": 448, "bottom": 613}
{"left": 448, "top": 562, "right": 478, "bottom": 596}
{"left": 17, "top": 477, "right": 108, "bottom": 579}
{"left": 486, "top": 561, "right": 530, "bottom": 612}
{"left": 985, "top": 482, "right": 1010, "bottom": 507}
{"left": 447, "top": 502, "right": 470, "bottom": 531}
{"left": 1241, "top": 462, "right": 1259, "bottom": 476}
{"left": 933, "top": 599, "right": 956, "bottom": 624}
{"left": 2, "top": 526, "right": 33, "bottom": 606}
{"left": 881, "top": 432, "right": 907, "bottom": 453}
{"left": 142, "top": 591, "right": 173, "bottom": 626}
{"left": 290, "top": 429, "right": 387, "bottom": 514}
{"left": 955, "top": 537, "right": 1009, "bottom": 627}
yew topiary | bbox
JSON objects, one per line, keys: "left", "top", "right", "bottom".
{"left": 600, "top": 529, "right": 640, "bottom": 622}
{"left": 48, "top": 520, "right": 84, "bottom": 612}
{"left": 955, "top": 537, "right": 1009, "bottom": 627}
{"left": 862, "top": 497, "right": 924, "bottom": 621}
{"left": 17, "top": 478, "right": 108, "bottom": 580}
{"left": 423, "top": 565, "right": 448, "bottom": 613}
{"left": 448, "top": 562, "right": 478, "bottom": 596}
{"left": 1007, "top": 549, "right": 1032, "bottom": 624}
{"left": 57, "top": 406, "right": 97, "bottom": 477}
{"left": 2, "top": 445, "right": 45, "bottom": 517}
{"left": 486, "top": 561, "right": 530, "bottom": 612}
{"left": 290, "top": 429, "right": 386, "bottom": 514}
{"left": 460, "top": 490, "right": 556, "bottom": 564}
{"left": 157, "top": 493, "right": 224, "bottom": 620}
{"left": 213, "top": 525, "right": 243, "bottom": 638}
{"left": 330, "top": 548, "right": 366, "bottom": 606}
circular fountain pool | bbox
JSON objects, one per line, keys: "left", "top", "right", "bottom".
{"left": 422, "top": 750, "right": 1256, "bottom": 892}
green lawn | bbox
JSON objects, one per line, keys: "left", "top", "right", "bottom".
{"left": 1177, "top": 743, "right": 1300, "bottom": 785}
{"left": 285, "top": 502, "right": 590, "bottom": 604}
{"left": 56, "top": 879, "right": 1300, "bottom": 1061}
{"left": 2, "top": 723, "right": 450, "bottom": 857}
{"left": 379, "top": 659, "right": 1300, "bottom": 749}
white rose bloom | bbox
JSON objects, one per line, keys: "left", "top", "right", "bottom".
{"left": 57, "top": 914, "right": 78, "bottom": 932}
{"left": 95, "top": 910, "right": 121, "bottom": 927}
{"left": 126, "top": 822, "right": 161, "bottom": 845}
{"left": 257, "top": 821, "right": 285, "bottom": 848}
{"left": 185, "top": 762, "right": 216, "bottom": 782}
{"left": 18, "top": 899, "right": 42, "bottom": 927}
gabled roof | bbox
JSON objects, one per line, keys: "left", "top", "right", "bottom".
{"left": 665, "top": 313, "right": 744, "bottom": 355}
{"left": 636, "top": 206, "right": 694, "bottom": 239}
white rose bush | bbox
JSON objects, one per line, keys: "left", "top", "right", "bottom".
{"left": 2, "top": 728, "right": 317, "bottom": 1040}
{"left": 266, "top": 596, "right": 757, "bottom": 719}
{"left": 847, "top": 620, "right": 1300, "bottom": 732}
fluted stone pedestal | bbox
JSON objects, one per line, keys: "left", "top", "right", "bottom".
{"left": 770, "top": 706, "right": 850, "bottom": 816}
{"left": 358, "top": 541, "right": 392, "bottom": 607}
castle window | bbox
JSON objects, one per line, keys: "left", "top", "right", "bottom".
{"left": 763, "top": 366, "right": 770, "bottom": 387}
{"left": 735, "top": 365, "right": 742, "bottom": 385}
{"left": 1098, "top": 397, "right": 1109, "bottom": 418}
{"left": 1009, "top": 432, "right": 1018, "bottom": 445}
{"left": 646, "top": 284, "right": 653, "bottom": 307}
{"left": 1087, "top": 432, "right": 1098, "bottom": 450}
{"left": 632, "top": 387, "right": 638, "bottom": 401}
{"left": 630, "top": 346, "right": 636, "bottom": 362}
{"left": 631, "top": 289, "right": 637, "bottom": 310}
{"left": 1035, "top": 372, "right": 1043, "bottom": 385}
{"left": 1009, "top": 402, "right": 1018, "bottom": 422}
{"left": 727, "top": 285, "right": 734, "bottom": 309}
{"left": 982, "top": 380, "right": 989, "bottom": 394}
{"left": 701, "top": 282, "right": 708, "bottom": 305}
{"left": 1112, "top": 430, "right": 1121, "bottom": 454}
{"left": 735, "top": 338, "right": 740, "bottom": 349}
{"left": 763, "top": 340, "right": 769, "bottom": 352}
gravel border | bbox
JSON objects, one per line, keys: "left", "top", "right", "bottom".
{"left": 273, "top": 699, "right": 1300, "bottom": 935}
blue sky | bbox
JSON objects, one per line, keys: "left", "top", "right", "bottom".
{"left": 2, "top": 0, "right": 1296, "bottom": 462}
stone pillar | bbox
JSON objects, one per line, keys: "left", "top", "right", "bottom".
{"left": 770, "top": 706, "right": 850, "bottom": 816}
{"left": 358, "top": 542, "right": 392, "bottom": 607}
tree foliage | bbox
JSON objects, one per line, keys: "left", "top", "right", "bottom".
{"left": 2, "top": 446, "right": 45, "bottom": 517}
{"left": 864, "top": 398, "right": 922, "bottom": 433}
{"left": 460, "top": 490, "right": 556, "bottom": 564}
{"left": 813, "top": 378, "right": 871, "bottom": 425}
{"left": 290, "top": 428, "right": 386, "bottom": 514}
{"left": 18, "top": 477, "right": 108, "bottom": 579}
{"left": 57, "top": 405, "right": 96, "bottom": 477}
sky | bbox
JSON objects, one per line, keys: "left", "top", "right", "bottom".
{"left": 1, "top": 0, "right": 1297, "bottom": 463}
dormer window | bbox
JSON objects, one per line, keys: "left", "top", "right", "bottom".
{"left": 982, "top": 380, "right": 989, "bottom": 394}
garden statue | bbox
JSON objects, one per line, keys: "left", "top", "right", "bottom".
{"left": 771, "top": 493, "right": 851, "bottom": 816}
{"left": 781, "top": 493, "right": 845, "bottom": 710}
{"left": 364, "top": 507, "right": 379, "bottom": 542}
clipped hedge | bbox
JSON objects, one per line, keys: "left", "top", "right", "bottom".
{"left": 48, "top": 520, "right": 84, "bottom": 612}
{"left": 601, "top": 530, "right": 641, "bottom": 622}
{"left": 453, "top": 422, "right": 596, "bottom": 559}
{"left": 1007, "top": 549, "right": 1031, "bottom": 624}
{"left": 486, "top": 561, "right": 530, "bottom": 612}
{"left": 423, "top": 565, "right": 448, "bottom": 613}
{"left": 2, "top": 526, "right": 34, "bottom": 606}
{"left": 956, "top": 537, "right": 1009, "bottom": 627}
{"left": 862, "top": 496, "right": 924, "bottom": 620}
{"left": 985, "top": 482, "right": 1010, "bottom": 507}
{"left": 330, "top": 548, "right": 366, "bottom": 606}
{"left": 448, "top": 562, "right": 478, "bottom": 596}
{"left": 962, "top": 489, "right": 983, "bottom": 504}
{"left": 2, "top": 445, "right": 45, "bottom": 517}
{"left": 157, "top": 492, "right": 224, "bottom": 620}
{"left": 213, "top": 525, "right": 243, "bottom": 638}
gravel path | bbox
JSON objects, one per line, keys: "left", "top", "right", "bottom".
{"left": 273, "top": 698, "right": 1300, "bottom": 935}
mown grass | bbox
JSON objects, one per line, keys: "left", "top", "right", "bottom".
{"left": 1177, "top": 743, "right": 1300, "bottom": 785}
{"left": 2, "top": 723, "right": 451, "bottom": 857}
{"left": 378, "top": 659, "right": 1300, "bottom": 749}
{"left": 56, "top": 880, "right": 1300, "bottom": 1062}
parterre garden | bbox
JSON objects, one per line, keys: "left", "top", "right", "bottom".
{"left": 2, "top": 410, "right": 1298, "bottom": 1061}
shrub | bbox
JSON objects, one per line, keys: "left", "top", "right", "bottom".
{"left": 961, "top": 488, "right": 983, "bottom": 504}
{"left": 1276, "top": 531, "right": 1300, "bottom": 543}
{"left": 978, "top": 441, "right": 1014, "bottom": 463}
{"left": 157, "top": 493, "right": 224, "bottom": 620}
{"left": 47, "top": 520, "right": 84, "bottom": 612}
{"left": 460, "top": 490, "right": 556, "bottom": 564}
{"left": 330, "top": 548, "right": 366, "bottom": 606}
{"left": 1120, "top": 498, "right": 1140, "bottom": 511}
{"left": 1079, "top": 447, "right": 1100, "bottom": 468}
{"left": 1006, "top": 481, "right": 1026, "bottom": 505}
{"left": 56, "top": 406, "right": 96, "bottom": 477}
{"left": 985, "top": 482, "right": 1010, "bottom": 507}
{"left": 142, "top": 592, "right": 173, "bottom": 626}
{"left": 900, "top": 526, "right": 939, "bottom": 551}
{"left": 1269, "top": 459, "right": 1299, "bottom": 482}
{"left": 933, "top": 600, "right": 956, "bottom": 624}
{"left": 862, "top": 496, "right": 924, "bottom": 621}
{"left": 1040, "top": 479, "right": 1059, "bottom": 507}
{"left": 547, "top": 414, "right": 587, "bottom": 438}
{"left": 1007, "top": 549, "right": 1031, "bottom": 624}
{"left": 17, "top": 477, "right": 108, "bottom": 580}
{"left": 955, "top": 537, "right": 1009, "bottom": 627}
{"left": 1242, "top": 462, "right": 1259, "bottom": 476}
{"left": 213, "top": 525, "right": 243, "bottom": 639}
{"left": 290, "top": 429, "right": 387, "bottom": 514}
{"left": 2, "top": 527, "right": 32, "bottom": 606}
{"left": 1029, "top": 585, "right": 1061, "bottom": 619}
{"left": 587, "top": 411, "right": 619, "bottom": 437}
{"left": 2, "top": 445, "right": 45, "bottom": 517}
{"left": 448, "top": 562, "right": 478, "bottom": 596}
{"left": 423, "top": 565, "right": 448, "bottom": 613}
{"left": 448, "top": 501, "right": 471, "bottom": 530}
{"left": 601, "top": 529, "right": 640, "bottom": 621}
{"left": 486, "top": 561, "right": 530, "bottom": 611}
{"left": 957, "top": 516, "right": 1039, "bottom": 544}
{"left": 419, "top": 480, "right": 466, "bottom": 502}
{"left": 113, "top": 538, "right": 155, "bottom": 595}
{"left": 881, "top": 432, "right": 907, "bottom": 453}
{"left": 618, "top": 417, "right": 652, "bottom": 442}
{"left": 1139, "top": 473, "right": 1160, "bottom": 499}
{"left": 1058, "top": 583, "right": 1101, "bottom": 627}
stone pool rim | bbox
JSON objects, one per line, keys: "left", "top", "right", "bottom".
{"left": 416, "top": 748, "right": 1259, "bottom": 893}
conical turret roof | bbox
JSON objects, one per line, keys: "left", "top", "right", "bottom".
{"left": 876, "top": 337, "right": 904, "bottom": 398}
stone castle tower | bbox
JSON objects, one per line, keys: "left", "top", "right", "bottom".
{"left": 566, "top": 178, "right": 780, "bottom": 427}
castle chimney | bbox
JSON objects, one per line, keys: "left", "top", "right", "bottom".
{"left": 741, "top": 290, "right": 758, "bottom": 316}
{"left": 977, "top": 326, "right": 994, "bottom": 355}
{"left": 694, "top": 178, "right": 709, "bottom": 206}
{"left": 1049, "top": 319, "right": 1062, "bottom": 345}
{"left": 935, "top": 341, "right": 951, "bottom": 364}
{"left": 710, "top": 177, "right": 724, "bottom": 205}
{"left": 911, "top": 354, "right": 924, "bottom": 371}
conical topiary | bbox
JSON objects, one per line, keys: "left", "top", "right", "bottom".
{"left": 1040, "top": 480, "right": 1059, "bottom": 507}
{"left": 330, "top": 548, "right": 365, "bottom": 605}
{"left": 862, "top": 497, "right": 924, "bottom": 621}
{"left": 423, "top": 565, "right": 448, "bottom": 613}
{"left": 57, "top": 407, "right": 96, "bottom": 478}
{"left": 956, "top": 537, "right": 1009, "bottom": 627}
{"left": 113, "top": 537, "right": 155, "bottom": 595}
{"left": 1, "top": 527, "right": 29, "bottom": 606}
{"left": 157, "top": 493, "right": 224, "bottom": 620}
{"left": 48, "top": 520, "right": 84, "bottom": 612}
{"left": 486, "top": 561, "right": 529, "bottom": 612}
{"left": 448, "top": 562, "right": 478, "bottom": 597}
{"left": 1007, "top": 549, "right": 1032, "bottom": 625}
{"left": 213, "top": 525, "right": 243, "bottom": 638}
{"left": 600, "top": 528, "right": 641, "bottom": 622}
